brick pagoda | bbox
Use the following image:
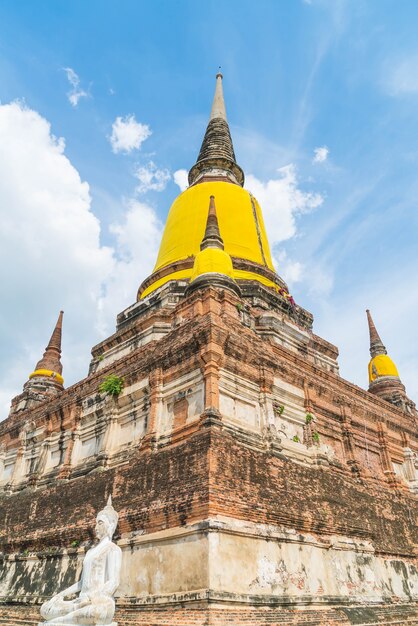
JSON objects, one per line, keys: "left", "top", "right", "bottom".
{"left": 0, "top": 74, "right": 417, "bottom": 626}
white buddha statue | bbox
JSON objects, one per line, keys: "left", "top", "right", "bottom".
{"left": 39, "top": 496, "right": 122, "bottom": 626}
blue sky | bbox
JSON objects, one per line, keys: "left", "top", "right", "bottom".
{"left": 1, "top": 0, "right": 418, "bottom": 416}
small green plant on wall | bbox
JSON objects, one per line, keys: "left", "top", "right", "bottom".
{"left": 312, "top": 431, "right": 320, "bottom": 444}
{"left": 305, "top": 413, "right": 314, "bottom": 424}
{"left": 292, "top": 435, "right": 300, "bottom": 443}
{"left": 273, "top": 402, "right": 285, "bottom": 416}
{"left": 99, "top": 374, "right": 124, "bottom": 397}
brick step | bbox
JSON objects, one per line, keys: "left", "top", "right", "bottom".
{"left": 0, "top": 605, "right": 417, "bottom": 626}
{"left": 0, "top": 617, "right": 41, "bottom": 626}
{"left": 0, "top": 606, "right": 39, "bottom": 626}
{"left": 362, "top": 619, "right": 418, "bottom": 624}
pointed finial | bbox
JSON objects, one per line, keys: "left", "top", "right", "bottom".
{"left": 201, "top": 196, "right": 224, "bottom": 251}
{"left": 188, "top": 74, "right": 244, "bottom": 187}
{"left": 28, "top": 311, "right": 64, "bottom": 385}
{"left": 210, "top": 71, "right": 227, "bottom": 121}
{"left": 366, "top": 309, "right": 387, "bottom": 358}
{"left": 35, "top": 310, "right": 64, "bottom": 373}
{"left": 107, "top": 494, "right": 112, "bottom": 507}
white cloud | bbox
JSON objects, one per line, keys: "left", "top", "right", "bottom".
{"left": 110, "top": 115, "right": 151, "bottom": 154}
{"left": 313, "top": 145, "right": 329, "bottom": 163}
{"left": 0, "top": 101, "right": 117, "bottom": 417}
{"left": 173, "top": 169, "right": 189, "bottom": 192}
{"left": 135, "top": 161, "right": 170, "bottom": 193}
{"left": 245, "top": 164, "right": 327, "bottom": 298}
{"left": 63, "top": 67, "right": 88, "bottom": 107}
{"left": 0, "top": 103, "right": 164, "bottom": 418}
{"left": 273, "top": 250, "right": 303, "bottom": 286}
{"left": 110, "top": 200, "right": 162, "bottom": 265}
{"left": 383, "top": 54, "right": 418, "bottom": 96}
{"left": 97, "top": 201, "right": 163, "bottom": 330}
{"left": 246, "top": 164, "right": 323, "bottom": 244}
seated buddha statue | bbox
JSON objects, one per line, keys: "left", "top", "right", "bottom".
{"left": 39, "top": 496, "right": 122, "bottom": 626}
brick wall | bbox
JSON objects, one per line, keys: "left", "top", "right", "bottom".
{"left": 208, "top": 427, "right": 418, "bottom": 556}
{"left": 0, "top": 430, "right": 210, "bottom": 553}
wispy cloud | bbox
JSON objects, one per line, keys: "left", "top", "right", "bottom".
{"left": 98, "top": 199, "right": 163, "bottom": 332}
{"left": 273, "top": 249, "right": 304, "bottom": 286}
{"left": 313, "top": 145, "right": 329, "bottom": 163}
{"left": 313, "top": 267, "right": 418, "bottom": 402}
{"left": 246, "top": 164, "right": 323, "bottom": 244}
{"left": 383, "top": 53, "right": 418, "bottom": 96}
{"left": 173, "top": 169, "right": 188, "bottom": 192}
{"left": 110, "top": 115, "right": 151, "bottom": 154}
{"left": 135, "top": 161, "right": 170, "bottom": 193}
{"left": 63, "top": 67, "right": 88, "bottom": 107}
{"left": 291, "top": 1, "right": 348, "bottom": 150}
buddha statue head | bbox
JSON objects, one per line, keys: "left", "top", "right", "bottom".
{"left": 95, "top": 495, "right": 119, "bottom": 540}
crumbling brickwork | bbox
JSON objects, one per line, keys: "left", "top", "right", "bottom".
{"left": 0, "top": 286, "right": 417, "bottom": 625}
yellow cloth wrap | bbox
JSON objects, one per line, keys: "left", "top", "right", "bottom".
{"left": 233, "top": 269, "right": 287, "bottom": 294}
{"left": 153, "top": 181, "right": 275, "bottom": 273}
{"left": 29, "top": 369, "right": 64, "bottom": 385}
{"left": 139, "top": 180, "right": 284, "bottom": 299}
{"left": 190, "top": 248, "right": 234, "bottom": 282}
{"left": 368, "top": 355, "right": 399, "bottom": 383}
{"left": 140, "top": 268, "right": 290, "bottom": 300}
{"left": 140, "top": 269, "right": 192, "bottom": 299}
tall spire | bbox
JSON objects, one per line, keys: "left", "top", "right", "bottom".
{"left": 366, "top": 309, "right": 386, "bottom": 358}
{"left": 29, "top": 311, "right": 64, "bottom": 385}
{"left": 188, "top": 73, "right": 244, "bottom": 187}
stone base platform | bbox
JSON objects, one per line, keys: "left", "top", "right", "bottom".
{"left": 1, "top": 604, "right": 417, "bottom": 626}
{"left": 37, "top": 623, "right": 117, "bottom": 626}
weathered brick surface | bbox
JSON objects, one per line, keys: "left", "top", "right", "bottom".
{"left": 0, "top": 432, "right": 210, "bottom": 552}
{"left": 1, "top": 424, "right": 417, "bottom": 556}
{"left": 1, "top": 603, "right": 418, "bottom": 625}
{"left": 208, "top": 427, "right": 418, "bottom": 556}
{"left": 1, "top": 288, "right": 417, "bottom": 625}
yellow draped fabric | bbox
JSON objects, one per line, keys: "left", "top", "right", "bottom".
{"left": 140, "top": 181, "right": 276, "bottom": 298}
{"left": 368, "top": 354, "right": 399, "bottom": 383}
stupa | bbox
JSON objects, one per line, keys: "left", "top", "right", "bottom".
{"left": 0, "top": 74, "right": 417, "bottom": 626}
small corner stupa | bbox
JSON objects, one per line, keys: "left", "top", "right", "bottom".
{"left": 186, "top": 194, "right": 241, "bottom": 296}
{"left": 366, "top": 308, "right": 416, "bottom": 415}
{"left": 9, "top": 311, "right": 64, "bottom": 417}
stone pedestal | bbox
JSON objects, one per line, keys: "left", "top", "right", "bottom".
{"left": 38, "top": 623, "right": 117, "bottom": 626}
